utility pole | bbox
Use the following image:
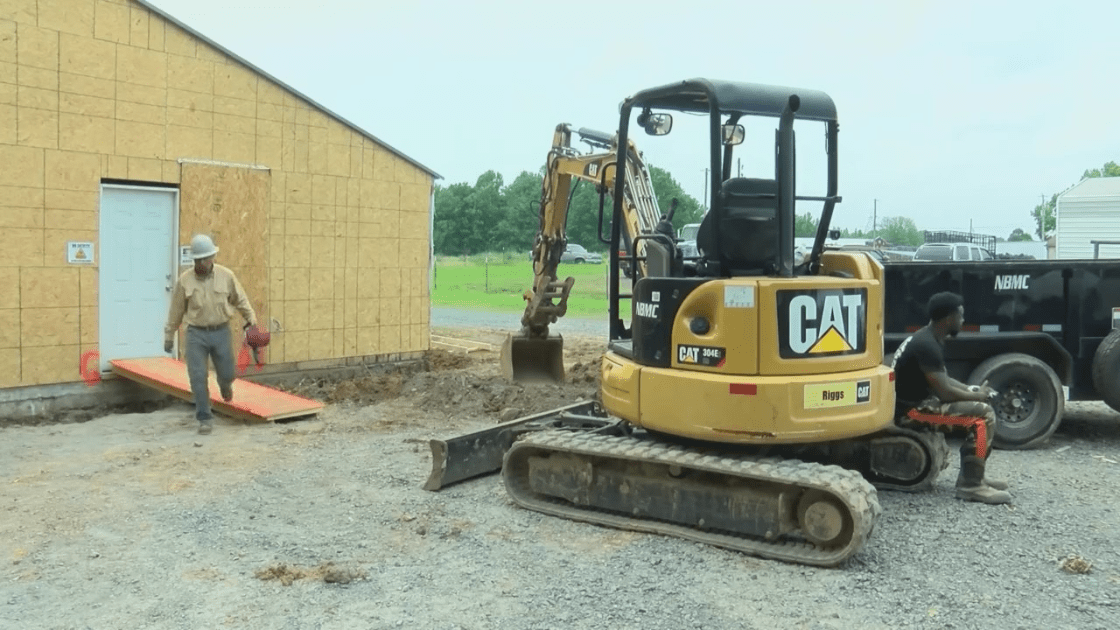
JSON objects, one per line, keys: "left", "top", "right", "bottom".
{"left": 737, "top": 158, "right": 742, "bottom": 178}
{"left": 872, "top": 199, "right": 877, "bottom": 238}
{"left": 703, "top": 168, "right": 709, "bottom": 208}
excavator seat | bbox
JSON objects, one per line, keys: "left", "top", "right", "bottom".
{"left": 696, "top": 178, "right": 778, "bottom": 275}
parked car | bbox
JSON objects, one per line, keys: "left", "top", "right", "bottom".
{"left": 913, "top": 242, "right": 995, "bottom": 261}
{"left": 560, "top": 243, "right": 602, "bottom": 264}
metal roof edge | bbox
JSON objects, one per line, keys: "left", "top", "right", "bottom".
{"left": 1057, "top": 176, "right": 1120, "bottom": 200}
{"left": 134, "top": 0, "right": 442, "bottom": 180}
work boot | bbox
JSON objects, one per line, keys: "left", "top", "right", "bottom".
{"left": 198, "top": 420, "right": 213, "bottom": 435}
{"left": 955, "top": 455, "right": 1011, "bottom": 504}
{"left": 955, "top": 473, "right": 1009, "bottom": 491}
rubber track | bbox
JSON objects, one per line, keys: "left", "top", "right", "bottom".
{"left": 871, "top": 426, "right": 951, "bottom": 493}
{"left": 504, "top": 430, "right": 882, "bottom": 567}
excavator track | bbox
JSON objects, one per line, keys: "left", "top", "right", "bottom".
{"left": 503, "top": 430, "right": 882, "bottom": 567}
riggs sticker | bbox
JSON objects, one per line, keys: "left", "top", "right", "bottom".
{"left": 677, "top": 344, "right": 726, "bottom": 367}
{"left": 778, "top": 289, "right": 867, "bottom": 359}
{"left": 804, "top": 379, "right": 872, "bottom": 409}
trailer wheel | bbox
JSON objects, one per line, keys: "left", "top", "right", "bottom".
{"left": 1092, "top": 329, "right": 1120, "bottom": 413}
{"left": 968, "top": 353, "right": 1063, "bottom": 450}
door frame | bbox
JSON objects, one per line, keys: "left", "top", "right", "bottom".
{"left": 98, "top": 183, "right": 181, "bottom": 373}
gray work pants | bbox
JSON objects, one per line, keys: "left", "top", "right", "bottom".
{"left": 186, "top": 324, "right": 234, "bottom": 422}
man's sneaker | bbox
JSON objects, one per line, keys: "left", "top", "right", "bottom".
{"left": 220, "top": 386, "right": 233, "bottom": 402}
{"left": 955, "top": 484, "right": 1011, "bottom": 504}
{"left": 198, "top": 421, "right": 213, "bottom": 435}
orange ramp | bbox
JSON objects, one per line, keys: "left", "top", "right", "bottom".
{"left": 110, "top": 357, "right": 324, "bottom": 422}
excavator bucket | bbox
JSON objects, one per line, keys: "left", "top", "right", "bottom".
{"left": 500, "top": 333, "right": 565, "bottom": 383}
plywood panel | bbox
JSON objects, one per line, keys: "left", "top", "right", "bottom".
{"left": 179, "top": 163, "right": 270, "bottom": 333}
{"left": 110, "top": 357, "right": 322, "bottom": 422}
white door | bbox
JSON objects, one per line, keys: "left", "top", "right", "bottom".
{"left": 99, "top": 185, "right": 178, "bottom": 372}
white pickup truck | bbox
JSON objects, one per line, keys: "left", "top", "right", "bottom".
{"left": 913, "top": 242, "right": 996, "bottom": 261}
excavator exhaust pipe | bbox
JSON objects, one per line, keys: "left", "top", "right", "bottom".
{"left": 501, "top": 333, "right": 565, "bottom": 383}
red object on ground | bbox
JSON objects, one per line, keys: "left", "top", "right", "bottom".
{"left": 80, "top": 350, "right": 101, "bottom": 386}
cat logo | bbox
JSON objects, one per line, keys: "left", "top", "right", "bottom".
{"left": 778, "top": 289, "right": 867, "bottom": 358}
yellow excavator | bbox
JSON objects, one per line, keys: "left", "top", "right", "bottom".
{"left": 426, "top": 78, "right": 949, "bottom": 567}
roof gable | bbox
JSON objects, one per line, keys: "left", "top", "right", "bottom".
{"left": 1058, "top": 176, "right": 1120, "bottom": 200}
{"left": 134, "top": 0, "right": 440, "bottom": 180}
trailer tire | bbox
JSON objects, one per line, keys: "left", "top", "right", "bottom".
{"left": 1092, "top": 329, "right": 1120, "bottom": 413}
{"left": 968, "top": 353, "right": 1063, "bottom": 450}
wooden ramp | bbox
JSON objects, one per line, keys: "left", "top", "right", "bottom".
{"left": 110, "top": 357, "right": 323, "bottom": 422}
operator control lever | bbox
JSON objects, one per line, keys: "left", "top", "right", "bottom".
{"left": 655, "top": 198, "right": 679, "bottom": 239}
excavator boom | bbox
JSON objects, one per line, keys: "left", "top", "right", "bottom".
{"left": 502, "top": 124, "right": 662, "bottom": 382}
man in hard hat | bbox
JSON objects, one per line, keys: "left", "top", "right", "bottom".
{"left": 164, "top": 234, "right": 258, "bottom": 435}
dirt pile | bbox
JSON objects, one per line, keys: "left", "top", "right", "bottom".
{"left": 406, "top": 370, "right": 598, "bottom": 420}
{"left": 282, "top": 347, "right": 602, "bottom": 422}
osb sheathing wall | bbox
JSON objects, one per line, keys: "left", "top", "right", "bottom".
{"left": 0, "top": 0, "right": 434, "bottom": 389}
{"left": 178, "top": 163, "right": 270, "bottom": 352}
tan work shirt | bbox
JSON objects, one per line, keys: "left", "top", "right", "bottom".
{"left": 164, "top": 264, "right": 257, "bottom": 343}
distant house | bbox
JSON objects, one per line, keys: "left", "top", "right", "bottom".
{"left": 1056, "top": 177, "right": 1120, "bottom": 259}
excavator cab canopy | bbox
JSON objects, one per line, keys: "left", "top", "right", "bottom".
{"left": 614, "top": 78, "right": 841, "bottom": 275}
{"left": 608, "top": 78, "right": 844, "bottom": 340}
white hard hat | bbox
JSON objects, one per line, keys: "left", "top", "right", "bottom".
{"left": 190, "top": 234, "right": 219, "bottom": 259}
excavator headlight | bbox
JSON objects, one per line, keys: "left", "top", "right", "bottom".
{"left": 689, "top": 317, "right": 711, "bottom": 336}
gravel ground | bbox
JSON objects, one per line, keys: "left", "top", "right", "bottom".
{"left": 2, "top": 330, "right": 1119, "bottom": 630}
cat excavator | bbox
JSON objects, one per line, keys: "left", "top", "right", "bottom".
{"left": 425, "top": 78, "right": 949, "bottom": 567}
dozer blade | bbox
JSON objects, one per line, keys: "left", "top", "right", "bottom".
{"left": 500, "top": 333, "right": 565, "bottom": 383}
{"left": 423, "top": 401, "right": 614, "bottom": 491}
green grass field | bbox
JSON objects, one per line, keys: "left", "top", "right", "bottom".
{"left": 431, "top": 255, "right": 627, "bottom": 317}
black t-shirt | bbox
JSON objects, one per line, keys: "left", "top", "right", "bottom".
{"left": 892, "top": 326, "right": 945, "bottom": 412}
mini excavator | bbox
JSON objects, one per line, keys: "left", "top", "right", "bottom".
{"left": 425, "top": 79, "right": 949, "bottom": 567}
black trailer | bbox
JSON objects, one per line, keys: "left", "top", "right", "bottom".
{"left": 881, "top": 258, "right": 1120, "bottom": 449}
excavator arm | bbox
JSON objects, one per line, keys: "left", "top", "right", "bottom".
{"left": 501, "top": 124, "right": 664, "bottom": 382}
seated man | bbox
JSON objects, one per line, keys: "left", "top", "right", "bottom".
{"left": 892, "top": 292, "right": 1011, "bottom": 504}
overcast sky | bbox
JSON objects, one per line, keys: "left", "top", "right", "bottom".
{"left": 147, "top": 0, "right": 1119, "bottom": 238}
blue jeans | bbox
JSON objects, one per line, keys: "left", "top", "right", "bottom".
{"left": 186, "top": 324, "right": 235, "bottom": 422}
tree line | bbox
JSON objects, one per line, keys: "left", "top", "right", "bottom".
{"left": 434, "top": 160, "right": 1118, "bottom": 255}
{"left": 432, "top": 166, "right": 704, "bottom": 256}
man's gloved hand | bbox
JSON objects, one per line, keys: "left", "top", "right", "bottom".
{"left": 164, "top": 339, "right": 173, "bottom": 354}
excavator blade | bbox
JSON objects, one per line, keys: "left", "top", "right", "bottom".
{"left": 422, "top": 401, "right": 608, "bottom": 491}
{"left": 500, "top": 333, "right": 565, "bottom": 383}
